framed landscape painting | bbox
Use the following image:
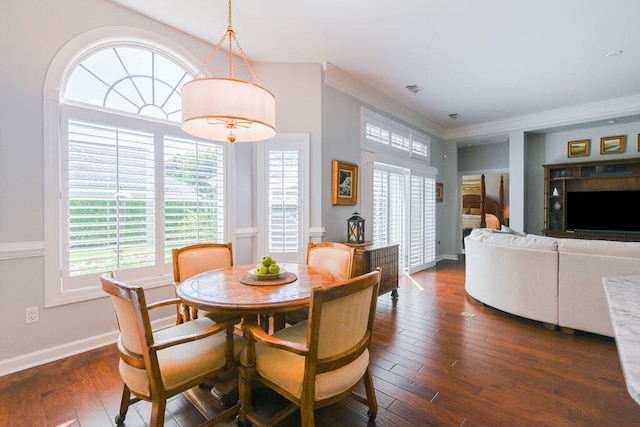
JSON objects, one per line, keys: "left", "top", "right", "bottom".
{"left": 568, "top": 139, "right": 590, "bottom": 157}
{"left": 331, "top": 160, "right": 358, "bottom": 205}
{"left": 601, "top": 135, "right": 626, "bottom": 154}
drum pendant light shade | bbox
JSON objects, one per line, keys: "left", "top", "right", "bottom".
{"left": 181, "top": 77, "right": 275, "bottom": 143}
{"left": 181, "top": 0, "right": 276, "bottom": 143}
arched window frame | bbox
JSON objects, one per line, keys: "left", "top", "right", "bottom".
{"left": 43, "top": 27, "right": 235, "bottom": 307}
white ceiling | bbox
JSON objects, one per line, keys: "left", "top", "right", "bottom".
{"left": 110, "top": 0, "right": 640, "bottom": 139}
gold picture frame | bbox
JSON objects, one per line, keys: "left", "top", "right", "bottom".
{"left": 436, "top": 182, "right": 444, "bottom": 203}
{"left": 331, "top": 160, "right": 358, "bottom": 205}
{"left": 637, "top": 134, "right": 640, "bottom": 152}
{"left": 601, "top": 135, "right": 626, "bottom": 154}
{"left": 568, "top": 139, "right": 590, "bottom": 157}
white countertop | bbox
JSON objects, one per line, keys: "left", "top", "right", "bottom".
{"left": 603, "top": 276, "right": 640, "bottom": 406}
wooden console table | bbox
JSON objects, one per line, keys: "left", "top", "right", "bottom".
{"left": 345, "top": 242, "right": 399, "bottom": 298}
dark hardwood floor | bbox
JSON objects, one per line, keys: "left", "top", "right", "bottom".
{"left": 2, "top": 257, "right": 640, "bottom": 426}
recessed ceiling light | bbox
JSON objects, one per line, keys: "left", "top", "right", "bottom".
{"left": 405, "top": 84, "right": 422, "bottom": 94}
{"left": 608, "top": 119, "right": 617, "bottom": 124}
{"left": 606, "top": 50, "right": 623, "bottom": 58}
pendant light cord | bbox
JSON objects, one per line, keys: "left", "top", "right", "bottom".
{"left": 194, "top": 0, "right": 263, "bottom": 87}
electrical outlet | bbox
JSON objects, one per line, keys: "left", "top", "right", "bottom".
{"left": 26, "top": 306, "right": 39, "bottom": 324}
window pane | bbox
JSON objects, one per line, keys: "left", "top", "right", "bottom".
{"left": 268, "top": 150, "right": 299, "bottom": 253}
{"left": 373, "top": 163, "right": 406, "bottom": 272}
{"left": 164, "top": 136, "right": 225, "bottom": 262}
{"left": 64, "top": 47, "right": 187, "bottom": 123}
{"left": 67, "top": 119, "right": 155, "bottom": 276}
{"left": 390, "top": 126, "right": 410, "bottom": 151}
{"left": 365, "top": 123, "right": 390, "bottom": 145}
{"left": 411, "top": 135, "right": 430, "bottom": 159}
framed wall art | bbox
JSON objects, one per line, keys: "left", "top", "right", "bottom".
{"left": 462, "top": 179, "right": 481, "bottom": 194}
{"left": 601, "top": 135, "right": 626, "bottom": 154}
{"left": 331, "top": 159, "right": 358, "bottom": 205}
{"left": 436, "top": 182, "right": 444, "bottom": 203}
{"left": 567, "top": 139, "right": 590, "bottom": 157}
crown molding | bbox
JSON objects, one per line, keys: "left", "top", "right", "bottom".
{"left": 323, "top": 62, "right": 445, "bottom": 139}
{"left": 445, "top": 94, "right": 640, "bottom": 141}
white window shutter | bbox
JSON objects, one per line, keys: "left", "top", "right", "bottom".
{"left": 66, "top": 120, "right": 155, "bottom": 278}
{"left": 164, "top": 136, "right": 225, "bottom": 261}
{"left": 267, "top": 149, "right": 300, "bottom": 255}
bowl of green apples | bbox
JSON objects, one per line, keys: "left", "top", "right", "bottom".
{"left": 250, "top": 256, "right": 285, "bottom": 280}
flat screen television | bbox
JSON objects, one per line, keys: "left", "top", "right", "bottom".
{"left": 566, "top": 190, "right": 640, "bottom": 234}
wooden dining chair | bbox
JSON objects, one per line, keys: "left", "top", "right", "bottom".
{"left": 100, "top": 272, "right": 246, "bottom": 426}
{"left": 238, "top": 269, "right": 381, "bottom": 427}
{"left": 285, "top": 242, "right": 355, "bottom": 325}
{"left": 172, "top": 242, "right": 235, "bottom": 323}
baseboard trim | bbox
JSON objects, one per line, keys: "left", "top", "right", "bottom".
{"left": 437, "top": 254, "right": 460, "bottom": 262}
{"left": 0, "top": 316, "right": 174, "bottom": 377}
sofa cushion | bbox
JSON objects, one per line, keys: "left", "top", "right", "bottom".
{"left": 558, "top": 238, "right": 640, "bottom": 258}
{"left": 468, "top": 229, "right": 558, "bottom": 251}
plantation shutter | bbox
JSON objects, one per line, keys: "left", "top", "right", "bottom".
{"left": 373, "top": 163, "right": 407, "bottom": 273}
{"left": 268, "top": 149, "right": 301, "bottom": 258}
{"left": 65, "top": 120, "right": 155, "bottom": 279}
{"left": 409, "top": 174, "right": 436, "bottom": 273}
{"left": 164, "top": 136, "right": 225, "bottom": 262}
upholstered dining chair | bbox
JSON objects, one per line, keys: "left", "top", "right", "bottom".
{"left": 100, "top": 272, "right": 246, "bottom": 426}
{"left": 285, "top": 241, "right": 355, "bottom": 325}
{"left": 172, "top": 242, "right": 234, "bottom": 323}
{"left": 238, "top": 269, "right": 381, "bottom": 427}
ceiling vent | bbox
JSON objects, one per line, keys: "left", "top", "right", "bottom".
{"left": 405, "top": 84, "right": 422, "bottom": 94}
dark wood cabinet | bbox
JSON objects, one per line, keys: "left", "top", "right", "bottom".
{"left": 543, "top": 157, "right": 640, "bottom": 241}
{"left": 347, "top": 243, "right": 399, "bottom": 298}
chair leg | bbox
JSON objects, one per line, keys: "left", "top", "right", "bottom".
{"left": 176, "top": 304, "right": 184, "bottom": 324}
{"left": 115, "top": 384, "right": 131, "bottom": 425}
{"left": 363, "top": 367, "right": 378, "bottom": 421}
{"left": 300, "top": 404, "right": 315, "bottom": 427}
{"left": 149, "top": 398, "right": 166, "bottom": 427}
{"left": 237, "top": 365, "right": 253, "bottom": 426}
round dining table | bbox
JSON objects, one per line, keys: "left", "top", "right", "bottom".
{"left": 177, "top": 263, "right": 344, "bottom": 415}
{"left": 176, "top": 262, "right": 344, "bottom": 318}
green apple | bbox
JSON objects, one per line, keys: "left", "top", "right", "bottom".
{"left": 261, "top": 255, "right": 273, "bottom": 266}
{"left": 256, "top": 265, "right": 269, "bottom": 275}
{"left": 268, "top": 264, "right": 280, "bottom": 274}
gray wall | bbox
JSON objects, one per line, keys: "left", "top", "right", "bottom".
{"left": 458, "top": 142, "right": 509, "bottom": 173}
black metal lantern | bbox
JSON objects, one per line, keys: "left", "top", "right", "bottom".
{"left": 347, "top": 212, "right": 365, "bottom": 244}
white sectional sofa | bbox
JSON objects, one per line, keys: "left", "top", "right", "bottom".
{"left": 464, "top": 228, "right": 640, "bottom": 337}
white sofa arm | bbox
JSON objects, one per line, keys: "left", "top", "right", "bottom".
{"left": 465, "top": 230, "right": 559, "bottom": 326}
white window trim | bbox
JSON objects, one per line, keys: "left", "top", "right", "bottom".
{"left": 43, "top": 27, "right": 210, "bottom": 307}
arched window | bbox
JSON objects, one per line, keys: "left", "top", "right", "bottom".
{"left": 64, "top": 46, "right": 188, "bottom": 122}
{"left": 48, "top": 38, "right": 227, "bottom": 305}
